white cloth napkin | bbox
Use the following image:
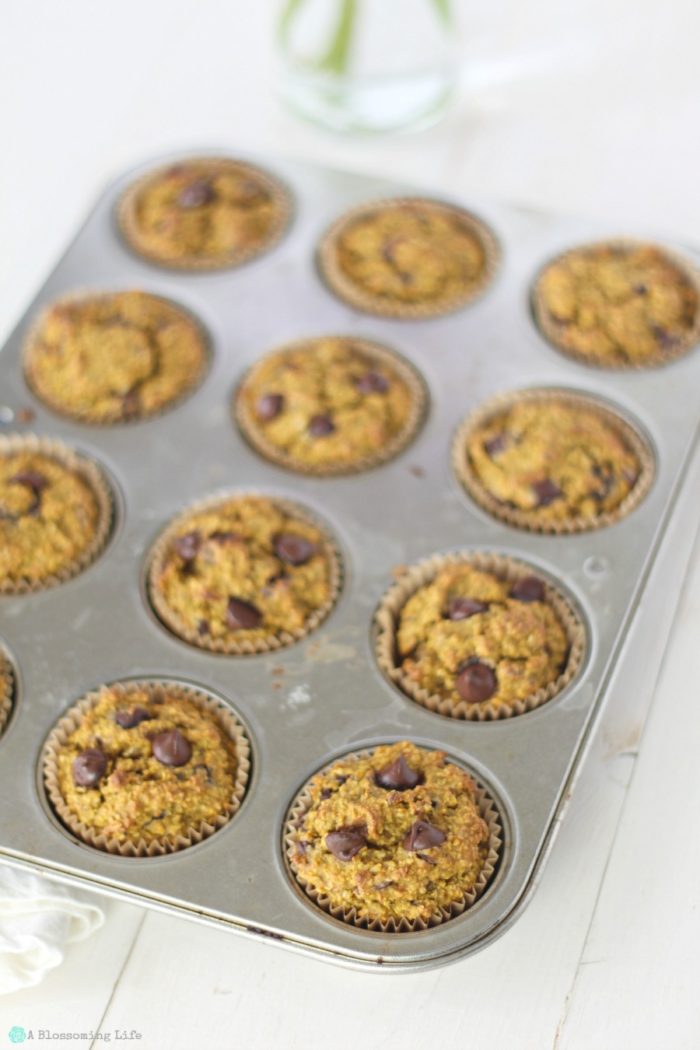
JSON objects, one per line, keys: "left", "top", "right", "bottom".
{"left": 0, "top": 864, "right": 104, "bottom": 994}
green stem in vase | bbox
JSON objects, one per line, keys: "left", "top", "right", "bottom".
{"left": 315, "top": 0, "right": 358, "bottom": 75}
{"left": 428, "top": 0, "right": 453, "bottom": 27}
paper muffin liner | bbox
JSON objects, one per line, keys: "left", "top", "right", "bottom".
{"left": 147, "top": 492, "right": 343, "bottom": 654}
{"left": 232, "top": 336, "right": 429, "bottom": 477}
{"left": 0, "top": 647, "right": 15, "bottom": 739}
{"left": 0, "top": 433, "right": 115, "bottom": 595}
{"left": 284, "top": 745, "right": 502, "bottom": 933}
{"left": 374, "top": 550, "right": 586, "bottom": 721}
{"left": 41, "top": 679, "right": 251, "bottom": 857}
{"left": 117, "top": 157, "right": 293, "bottom": 272}
{"left": 451, "top": 386, "right": 656, "bottom": 535}
{"left": 317, "top": 197, "right": 500, "bottom": 320}
{"left": 531, "top": 239, "right": 700, "bottom": 370}
{"left": 22, "top": 289, "right": 211, "bottom": 426}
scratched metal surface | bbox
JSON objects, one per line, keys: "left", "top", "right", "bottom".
{"left": 0, "top": 151, "right": 698, "bottom": 970}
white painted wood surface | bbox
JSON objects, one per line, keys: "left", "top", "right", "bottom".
{"left": 1, "top": 3, "right": 699, "bottom": 1047}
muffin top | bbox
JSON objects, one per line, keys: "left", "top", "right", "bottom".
{"left": 120, "top": 158, "right": 290, "bottom": 269}
{"left": 320, "top": 199, "right": 495, "bottom": 316}
{"left": 25, "top": 292, "right": 208, "bottom": 424}
{"left": 149, "top": 495, "right": 338, "bottom": 652}
{"left": 395, "top": 563, "right": 570, "bottom": 714}
{"left": 534, "top": 242, "right": 699, "bottom": 367}
{"left": 53, "top": 684, "right": 239, "bottom": 845}
{"left": 463, "top": 396, "right": 644, "bottom": 529}
{"left": 235, "top": 337, "right": 423, "bottom": 474}
{"left": 0, "top": 447, "right": 104, "bottom": 589}
{"left": 288, "top": 741, "right": 492, "bottom": 927}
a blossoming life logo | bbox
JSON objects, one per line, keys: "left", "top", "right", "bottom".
{"left": 8, "top": 1028, "right": 27, "bottom": 1045}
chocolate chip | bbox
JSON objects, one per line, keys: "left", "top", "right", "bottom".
{"left": 634, "top": 283, "right": 648, "bottom": 295}
{"left": 197, "top": 618, "right": 210, "bottom": 636}
{"left": 532, "top": 479, "right": 562, "bottom": 506}
{"left": 403, "top": 820, "right": 446, "bottom": 851}
{"left": 115, "top": 706, "right": 152, "bottom": 729}
{"left": 356, "top": 371, "right": 390, "bottom": 394}
{"left": 308, "top": 414, "right": 335, "bottom": 437}
{"left": 274, "top": 533, "right": 316, "bottom": 566}
{"left": 510, "top": 575, "right": 545, "bottom": 603}
{"left": 446, "top": 597, "right": 488, "bottom": 621}
{"left": 484, "top": 433, "right": 507, "bottom": 457}
{"left": 152, "top": 729, "right": 192, "bottom": 767}
{"left": 72, "top": 748, "right": 107, "bottom": 787}
{"left": 122, "top": 390, "right": 140, "bottom": 417}
{"left": 173, "top": 531, "right": 201, "bottom": 561}
{"left": 177, "top": 178, "right": 215, "bottom": 208}
{"left": 375, "top": 755, "right": 423, "bottom": 791}
{"left": 256, "top": 393, "right": 284, "bottom": 422}
{"left": 456, "top": 661, "right": 497, "bottom": 703}
{"left": 325, "top": 826, "right": 367, "bottom": 861}
{"left": 10, "top": 471, "right": 48, "bottom": 493}
{"left": 651, "top": 324, "right": 678, "bottom": 349}
{"left": 226, "top": 597, "right": 262, "bottom": 630}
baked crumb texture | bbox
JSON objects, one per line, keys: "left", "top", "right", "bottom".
{"left": 532, "top": 241, "right": 700, "bottom": 368}
{"left": 0, "top": 647, "right": 14, "bottom": 738}
{"left": 318, "top": 197, "right": 498, "bottom": 318}
{"left": 286, "top": 741, "right": 501, "bottom": 930}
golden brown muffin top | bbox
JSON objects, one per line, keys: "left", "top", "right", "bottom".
{"left": 288, "top": 741, "right": 492, "bottom": 926}
{"left": 534, "top": 242, "right": 699, "bottom": 367}
{"left": 25, "top": 291, "right": 208, "bottom": 424}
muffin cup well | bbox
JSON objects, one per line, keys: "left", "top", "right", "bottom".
{"left": 317, "top": 197, "right": 500, "bottom": 320}
{"left": 117, "top": 157, "right": 293, "bottom": 272}
{"left": 451, "top": 387, "right": 655, "bottom": 535}
{"left": 22, "top": 289, "right": 211, "bottom": 426}
{"left": 41, "top": 679, "right": 251, "bottom": 857}
{"left": 147, "top": 492, "right": 343, "bottom": 654}
{"left": 0, "top": 648, "right": 14, "bottom": 739}
{"left": 233, "top": 337, "right": 428, "bottom": 477}
{"left": 284, "top": 746, "right": 502, "bottom": 933}
{"left": 374, "top": 550, "right": 586, "bottom": 721}
{"left": 0, "top": 434, "right": 115, "bottom": 595}
{"left": 531, "top": 239, "right": 700, "bottom": 370}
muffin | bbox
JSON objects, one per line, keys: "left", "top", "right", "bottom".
{"left": 43, "top": 680, "right": 250, "bottom": 855}
{"left": 119, "top": 157, "right": 291, "bottom": 270}
{"left": 375, "top": 552, "right": 583, "bottom": 720}
{"left": 0, "top": 436, "right": 113, "bottom": 594}
{"left": 24, "top": 291, "right": 209, "bottom": 424}
{"left": 0, "top": 648, "right": 14, "bottom": 738}
{"left": 453, "top": 389, "right": 654, "bottom": 533}
{"left": 318, "top": 198, "right": 498, "bottom": 318}
{"left": 148, "top": 494, "right": 342, "bottom": 653}
{"left": 285, "top": 741, "right": 500, "bottom": 931}
{"left": 234, "top": 336, "right": 426, "bottom": 475}
{"left": 532, "top": 241, "right": 700, "bottom": 368}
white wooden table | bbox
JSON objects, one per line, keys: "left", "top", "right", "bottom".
{"left": 2, "top": 3, "right": 699, "bottom": 1046}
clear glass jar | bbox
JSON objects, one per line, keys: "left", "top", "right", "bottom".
{"left": 276, "top": 0, "right": 459, "bottom": 133}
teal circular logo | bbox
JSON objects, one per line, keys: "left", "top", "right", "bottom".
{"left": 9, "top": 1029, "right": 27, "bottom": 1045}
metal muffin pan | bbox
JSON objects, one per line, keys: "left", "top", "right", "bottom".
{"left": 1, "top": 151, "right": 699, "bottom": 972}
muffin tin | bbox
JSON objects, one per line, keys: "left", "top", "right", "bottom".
{"left": 0, "top": 151, "right": 699, "bottom": 971}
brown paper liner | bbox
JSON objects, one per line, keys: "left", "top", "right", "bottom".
{"left": 374, "top": 550, "right": 586, "bottom": 721}
{"left": 531, "top": 239, "right": 700, "bottom": 370}
{"left": 147, "top": 492, "right": 343, "bottom": 654}
{"left": 232, "top": 336, "right": 428, "bottom": 477}
{"left": 451, "top": 386, "right": 656, "bottom": 535}
{"left": 22, "top": 289, "right": 211, "bottom": 426}
{"left": 41, "top": 679, "right": 251, "bottom": 856}
{"left": 117, "top": 157, "right": 293, "bottom": 272}
{"left": 317, "top": 197, "right": 500, "bottom": 320}
{"left": 0, "top": 434, "right": 115, "bottom": 595}
{"left": 0, "top": 647, "right": 15, "bottom": 739}
{"left": 284, "top": 745, "right": 502, "bottom": 933}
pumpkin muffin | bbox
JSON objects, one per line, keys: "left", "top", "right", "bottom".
{"left": 43, "top": 681, "right": 249, "bottom": 854}
{"left": 318, "top": 198, "right": 498, "bottom": 318}
{"left": 286, "top": 741, "right": 499, "bottom": 930}
{"left": 0, "top": 437, "right": 112, "bottom": 593}
{"left": 234, "top": 336, "right": 426, "bottom": 475}
{"left": 119, "top": 157, "right": 291, "bottom": 270}
{"left": 148, "top": 494, "right": 341, "bottom": 653}
{"left": 532, "top": 241, "right": 700, "bottom": 368}
{"left": 0, "top": 649, "right": 14, "bottom": 738}
{"left": 454, "top": 390, "right": 653, "bottom": 533}
{"left": 375, "top": 553, "right": 583, "bottom": 720}
{"left": 24, "top": 291, "right": 208, "bottom": 424}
